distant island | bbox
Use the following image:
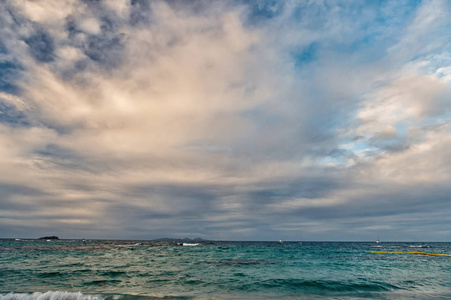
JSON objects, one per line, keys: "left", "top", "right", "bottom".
{"left": 38, "top": 236, "right": 59, "bottom": 240}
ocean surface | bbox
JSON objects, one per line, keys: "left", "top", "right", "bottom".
{"left": 1, "top": 240, "right": 451, "bottom": 299}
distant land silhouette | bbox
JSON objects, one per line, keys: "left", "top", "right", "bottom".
{"left": 38, "top": 236, "right": 59, "bottom": 240}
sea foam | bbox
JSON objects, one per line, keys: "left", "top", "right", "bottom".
{"left": 0, "top": 292, "right": 103, "bottom": 300}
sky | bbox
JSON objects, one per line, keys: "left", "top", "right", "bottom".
{"left": 0, "top": 0, "right": 450, "bottom": 241}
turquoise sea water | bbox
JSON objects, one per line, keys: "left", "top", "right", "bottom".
{"left": 1, "top": 240, "right": 451, "bottom": 299}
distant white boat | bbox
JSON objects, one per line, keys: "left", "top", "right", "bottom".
{"left": 182, "top": 243, "right": 199, "bottom": 246}
{"left": 376, "top": 235, "right": 381, "bottom": 243}
{"left": 279, "top": 240, "right": 283, "bottom": 243}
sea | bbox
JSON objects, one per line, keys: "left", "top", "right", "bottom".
{"left": 1, "top": 239, "right": 451, "bottom": 299}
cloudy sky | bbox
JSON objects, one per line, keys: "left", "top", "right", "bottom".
{"left": 0, "top": 0, "right": 450, "bottom": 241}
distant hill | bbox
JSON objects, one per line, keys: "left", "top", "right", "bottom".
{"left": 38, "top": 236, "right": 59, "bottom": 240}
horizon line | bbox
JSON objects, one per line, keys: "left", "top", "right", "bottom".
{"left": 1, "top": 237, "right": 449, "bottom": 243}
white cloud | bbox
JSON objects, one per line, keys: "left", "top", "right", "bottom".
{"left": 78, "top": 17, "right": 101, "bottom": 35}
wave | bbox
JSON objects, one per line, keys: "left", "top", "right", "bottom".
{"left": 0, "top": 292, "right": 103, "bottom": 300}
{"left": 251, "top": 278, "right": 401, "bottom": 293}
{"left": 200, "top": 259, "right": 278, "bottom": 266}
{"left": 0, "top": 293, "right": 194, "bottom": 300}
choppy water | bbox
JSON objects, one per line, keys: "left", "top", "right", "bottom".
{"left": 1, "top": 240, "right": 451, "bottom": 299}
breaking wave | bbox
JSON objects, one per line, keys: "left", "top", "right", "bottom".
{"left": 0, "top": 292, "right": 103, "bottom": 300}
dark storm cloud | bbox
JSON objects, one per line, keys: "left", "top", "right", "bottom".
{"left": 24, "top": 28, "right": 54, "bottom": 63}
{"left": 130, "top": 0, "right": 152, "bottom": 26}
{"left": 0, "top": 100, "right": 31, "bottom": 127}
{"left": 83, "top": 24, "right": 125, "bottom": 68}
{"left": 0, "top": 55, "right": 22, "bottom": 95}
{"left": 0, "top": 183, "right": 48, "bottom": 210}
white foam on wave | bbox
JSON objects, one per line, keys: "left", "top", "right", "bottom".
{"left": 0, "top": 292, "right": 103, "bottom": 300}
